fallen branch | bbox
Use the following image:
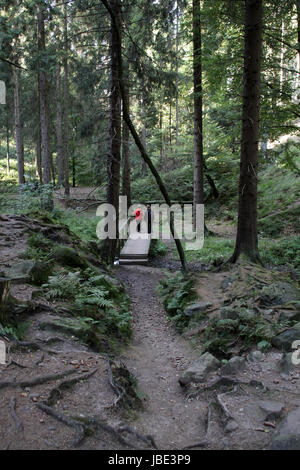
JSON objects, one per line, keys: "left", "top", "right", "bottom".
{"left": 36, "top": 403, "right": 85, "bottom": 447}
{"left": 45, "top": 368, "right": 98, "bottom": 406}
{"left": 117, "top": 424, "right": 158, "bottom": 449}
{"left": 9, "top": 397, "right": 23, "bottom": 432}
{"left": 0, "top": 368, "right": 77, "bottom": 390}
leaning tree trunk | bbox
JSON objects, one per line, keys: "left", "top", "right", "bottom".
{"left": 230, "top": 0, "right": 263, "bottom": 264}
{"left": 6, "top": 109, "right": 10, "bottom": 174}
{"left": 193, "top": 0, "right": 204, "bottom": 227}
{"left": 296, "top": 1, "right": 300, "bottom": 98}
{"left": 0, "top": 277, "right": 11, "bottom": 325}
{"left": 56, "top": 65, "right": 65, "bottom": 186}
{"left": 38, "top": 7, "right": 51, "bottom": 184}
{"left": 107, "top": 0, "right": 122, "bottom": 264}
{"left": 101, "top": 0, "right": 187, "bottom": 271}
{"left": 122, "top": 61, "right": 131, "bottom": 208}
{"left": 13, "top": 68, "right": 25, "bottom": 185}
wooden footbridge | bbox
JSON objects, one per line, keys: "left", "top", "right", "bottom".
{"left": 119, "top": 233, "right": 151, "bottom": 265}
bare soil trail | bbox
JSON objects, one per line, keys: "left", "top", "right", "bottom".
{"left": 116, "top": 265, "right": 207, "bottom": 450}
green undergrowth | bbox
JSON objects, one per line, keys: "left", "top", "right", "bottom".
{"left": 158, "top": 273, "right": 197, "bottom": 331}
{"left": 42, "top": 268, "right": 132, "bottom": 343}
{"left": 159, "top": 264, "right": 299, "bottom": 359}
{"left": 149, "top": 239, "right": 168, "bottom": 258}
{"left": 172, "top": 234, "right": 299, "bottom": 272}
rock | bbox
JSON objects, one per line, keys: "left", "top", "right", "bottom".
{"left": 279, "top": 352, "right": 298, "bottom": 375}
{"left": 279, "top": 309, "right": 300, "bottom": 323}
{"left": 221, "top": 356, "right": 246, "bottom": 375}
{"left": 258, "top": 400, "right": 285, "bottom": 421}
{"left": 51, "top": 246, "right": 89, "bottom": 269}
{"left": 221, "top": 276, "right": 235, "bottom": 292}
{"left": 224, "top": 419, "right": 238, "bottom": 433}
{"left": 184, "top": 302, "right": 212, "bottom": 317}
{"left": 272, "top": 322, "right": 300, "bottom": 352}
{"left": 258, "top": 282, "right": 299, "bottom": 307}
{"left": 38, "top": 316, "right": 107, "bottom": 352}
{"left": 6, "top": 260, "right": 52, "bottom": 285}
{"left": 271, "top": 407, "right": 300, "bottom": 450}
{"left": 248, "top": 350, "right": 265, "bottom": 362}
{"left": 220, "top": 306, "right": 239, "bottom": 320}
{"left": 179, "top": 352, "right": 220, "bottom": 386}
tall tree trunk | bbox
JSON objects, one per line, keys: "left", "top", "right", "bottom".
{"left": 6, "top": 109, "right": 10, "bottom": 174}
{"left": 36, "top": 75, "right": 43, "bottom": 183}
{"left": 230, "top": 0, "right": 263, "bottom": 263}
{"left": 193, "top": 0, "right": 204, "bottom": 227}
{"left": 107, "top": 0, "right": 122, "bottom": 264}
{"left": 56, "top": 65, "right": 64, "bottom": 186}
{"left": 38, "top": 7, "right": 51, "bottom": 184}
{"left": 140, "top": 82, "right": 147, "bottom": 176}
{"left": 175, "top": 1, "right": 179, "bottom": 150}
{"left": 296, "top": 1, "right": 300, "bottom": 100}
{"left": 13, "top": 68, "right": 25, "bottom": 185}
{"left": 122, "top": 62, "right": 131, "bottom": 207}
{"left": 63, "top": 2, "right": 70, "bottom": 196}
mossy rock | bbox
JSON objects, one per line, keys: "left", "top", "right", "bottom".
{"left": 6, "top": 260, "right": 52, "bottom": 285}
{"left": 38, "top": 316, "right": 110, "bottom": 352}
{"left": 258, "top": 282, "right": 299, "bottom": 307}
{"left": 51, "top": 246, "right": 89, "bottom": 269}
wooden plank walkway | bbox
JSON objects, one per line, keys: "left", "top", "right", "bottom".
{"left": 119, "top": 234, "right": 151, "bottom": 265}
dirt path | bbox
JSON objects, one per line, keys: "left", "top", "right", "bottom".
{"left": 116, "top": 265, "right": 208, "bottom": 449}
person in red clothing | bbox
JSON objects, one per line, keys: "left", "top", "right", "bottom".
{"left": 134, "top": 208, "right": 143, "bottom": 232}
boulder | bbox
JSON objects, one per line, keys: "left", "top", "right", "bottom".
{"left": 184, "top": 302, "right": 212, "bottom": 317}
{"left": 248, "top": 350, "right": 265, "bottom": 362}
{"left": 271, "top": 407, "right": 300, "bottom": 450}
{"left": 51, "top": 246, "right": 89, "bottom": 269}
{"left": 258, "top": 282, "right": 299, "bottom": 307}
{"left": 7, "top": 260, "right": 51, "bottom": 285}
{"left": 279, "top": 352, "right": 298, "bottom": 375}
{"left": 179, "top": 352, "right": 220, "bottom": 386}
{"left": 221, "top": 356, "right": 246, "bottom": 375}
{"left": 257, "top": 400, "right": 285, "bottom": 421}
{"left": 221, "top": 276, "right": 235, "bottom": 292}
{"left": 272, "top": 322, "right": 300, "bottom": 352}
{"left": 279, "top": 308, "right": 300, "bottom": 323}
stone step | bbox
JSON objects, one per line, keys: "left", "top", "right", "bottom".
{"left": 118, "top": 258, "right": 148, "bottom": 265}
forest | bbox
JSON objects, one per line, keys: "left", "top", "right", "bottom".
{"left": 0, "top": 0, "right": 300, "bottom": 452}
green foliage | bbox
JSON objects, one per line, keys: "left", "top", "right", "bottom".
{"left": 158, "top": 272, "right": 197, "bottom": 331}
{"left": 42, "top": 269, "right": 132, "bottom": 341}
{"left": 16, "top": 182, "right": 55, "bottom": 214}
{"left": 174, "top": 236, "right": 235, "bottom": 264}
{"left": 0, "top": 321, "right": 29, "bottom": 341}
{"left": 61, "top": 212, "right": 99, "bottom": 242}
{"left": 149, "top": 239, "right": 168, "bottom": 257}
{"left": 260, "top": 236, "right": 300, "bottom": 271}
{"left": 202, "top": 308, "right": 289, "bottom": 359}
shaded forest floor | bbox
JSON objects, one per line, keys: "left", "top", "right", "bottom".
{"left": 0, "top": 213, "right": 300, "bottom": 450}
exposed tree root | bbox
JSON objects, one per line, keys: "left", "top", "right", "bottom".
{"left": 0, "top": 368, "right": 77, "bottom": 390}
{"left": 45, "top": 368, "right": 98, "bottom": 406}
{"left": 6, "top": 359, "right": 28, "bottom": 369}
{"left": 182, "top": 441, "right": 207, "bottom": 449}
{"left": 9, "top": 397, "right": 23, "bottom": 432}
{"left": 106, "top": 357, "right": 126, "bottom": 407}
{"left": 117, "top": 424, "right": 158, "bottom": 449}
{"left": 186, "top": 376, "right": 268, "bottom": 400}
{"left": 36, "top": 403, "right": 85, "bottom": 447}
